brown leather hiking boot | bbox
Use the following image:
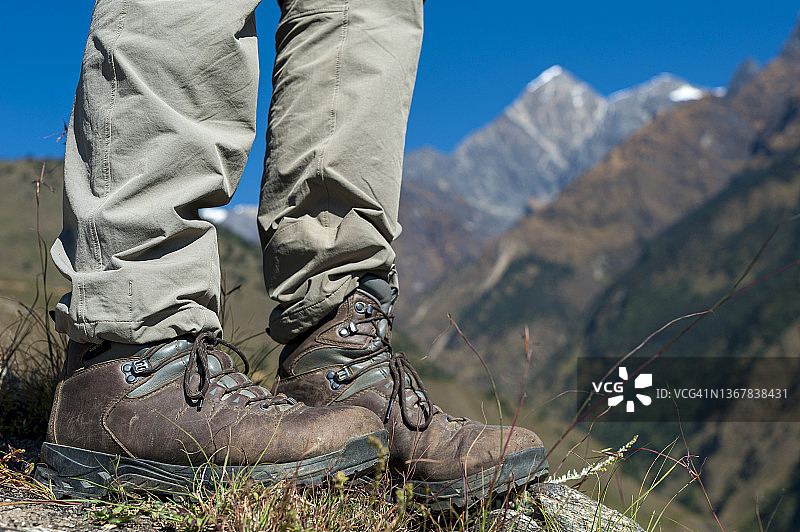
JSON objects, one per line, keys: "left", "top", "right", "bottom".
{"left": 275, "top": 276, "right": 548, "bottom": 509}
{"left": 35, "top": 332, "right": 387, "bottom": 498}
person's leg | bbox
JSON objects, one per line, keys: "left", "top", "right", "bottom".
{"left": 51, "top": 0, "right": 261, "bottom": 345}
{"left": 39, "top": 0, "right": 386, "bottom": 498}
{"left": 263, "top": 0, "right": 548, "bottom": 508}
{"left": 259, "top": 0, "right": 423, "bottom": 343}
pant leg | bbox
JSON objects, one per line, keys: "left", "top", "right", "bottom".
{"left": 51, "top": 0, "right": 261, "bottom": 344}
{"left": 260, "top": 0, "right": 424, "bottom": 343}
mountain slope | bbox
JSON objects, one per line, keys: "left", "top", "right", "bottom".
{"left": 396, "top": 69, "right": 709, "bottom": 296}
{"left": 405, "top": 21, "right": 800, "bottom": 385}
{"left": 396, "top": 22, "right": 800, "bottom": 529}
{"left": 575, "top": 111, "right": 800, "bottom": 531}
{"left": 402, "top": 67, "right": 708, "bottom": 226}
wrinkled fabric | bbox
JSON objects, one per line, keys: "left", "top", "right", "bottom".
{"left": 52, "top": 0, "right": 423, "bottom": 344}
{"left": 261, "top": 0, "right": 423, "bottom": 342}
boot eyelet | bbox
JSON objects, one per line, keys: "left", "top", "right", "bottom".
{"left": 354, "top": 301, "right": 366, "bottom": 313}
{"left": 121, "top": 362, "right": 139, "bottom": 383}
{"left": 338, "top": 327, "right": 350, "bottom": 337}
{"left": 325, "top": 369, "right": 342, "bottom": 390}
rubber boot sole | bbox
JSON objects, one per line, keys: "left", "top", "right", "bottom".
{"left": 34, "top": 430, "right": 388, "bottom": 499}
{"left": 411, "top": 446, "right": 548, "bottom": 511}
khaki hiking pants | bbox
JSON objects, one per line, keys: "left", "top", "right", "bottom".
{"left": 51, "top": 0, "right": 423, "bottom": 344}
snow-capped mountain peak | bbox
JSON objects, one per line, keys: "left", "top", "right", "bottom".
{"left": 525, "top": 65, "right": 565, "bottom": 92}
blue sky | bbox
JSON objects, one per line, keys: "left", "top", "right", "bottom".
{"left": 1, "top": 2, "right": 798, "bottom": 206}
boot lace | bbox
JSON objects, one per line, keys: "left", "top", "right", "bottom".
{"left": 135, "top": 332, "right": 295, "bottom": 409}
{"left": 330, "top": 304, "right": 434, "bottom": 430}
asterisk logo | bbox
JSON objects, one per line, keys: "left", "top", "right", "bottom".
{"left": 608, "top": 367, "right": 652, "bottom": 412}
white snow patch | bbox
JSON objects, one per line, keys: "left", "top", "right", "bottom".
{"left": 200, "top": 207, "right": 229, "bottom": 224}
{"left": 669, "top": 84, "right": 705, "bottom": 102}
{"left": 526, "top": 65, "right": 564, "bottom": 92}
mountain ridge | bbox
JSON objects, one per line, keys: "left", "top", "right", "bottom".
{"left": 405, "top": 16, "right": 800, "bottom": 381}
{"left": 402, "top": 66, "right": 710, "bottom": 225}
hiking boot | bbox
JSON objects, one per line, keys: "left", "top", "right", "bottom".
{"left": 275, "top": 276, "right": 548, "bottom": 509}
{"left": 35, "top": 332, "right": 387, "bottom": 498}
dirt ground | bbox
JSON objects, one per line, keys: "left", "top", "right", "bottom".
{"left": 0, "top": 483, "right": 165, "bottom": 532}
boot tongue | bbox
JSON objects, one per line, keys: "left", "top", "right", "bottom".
{"left": 358, "top": 275, "right": 395, "bottom": 314}
{"left": 358, "top": 275, "right": 396, "bottom": 342}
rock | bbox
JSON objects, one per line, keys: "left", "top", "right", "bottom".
{"left": 488, "top": 508, "right": 544, "bottom": 531}
{"left": 490, "top": 483, "right": 644, "bottom": 532}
